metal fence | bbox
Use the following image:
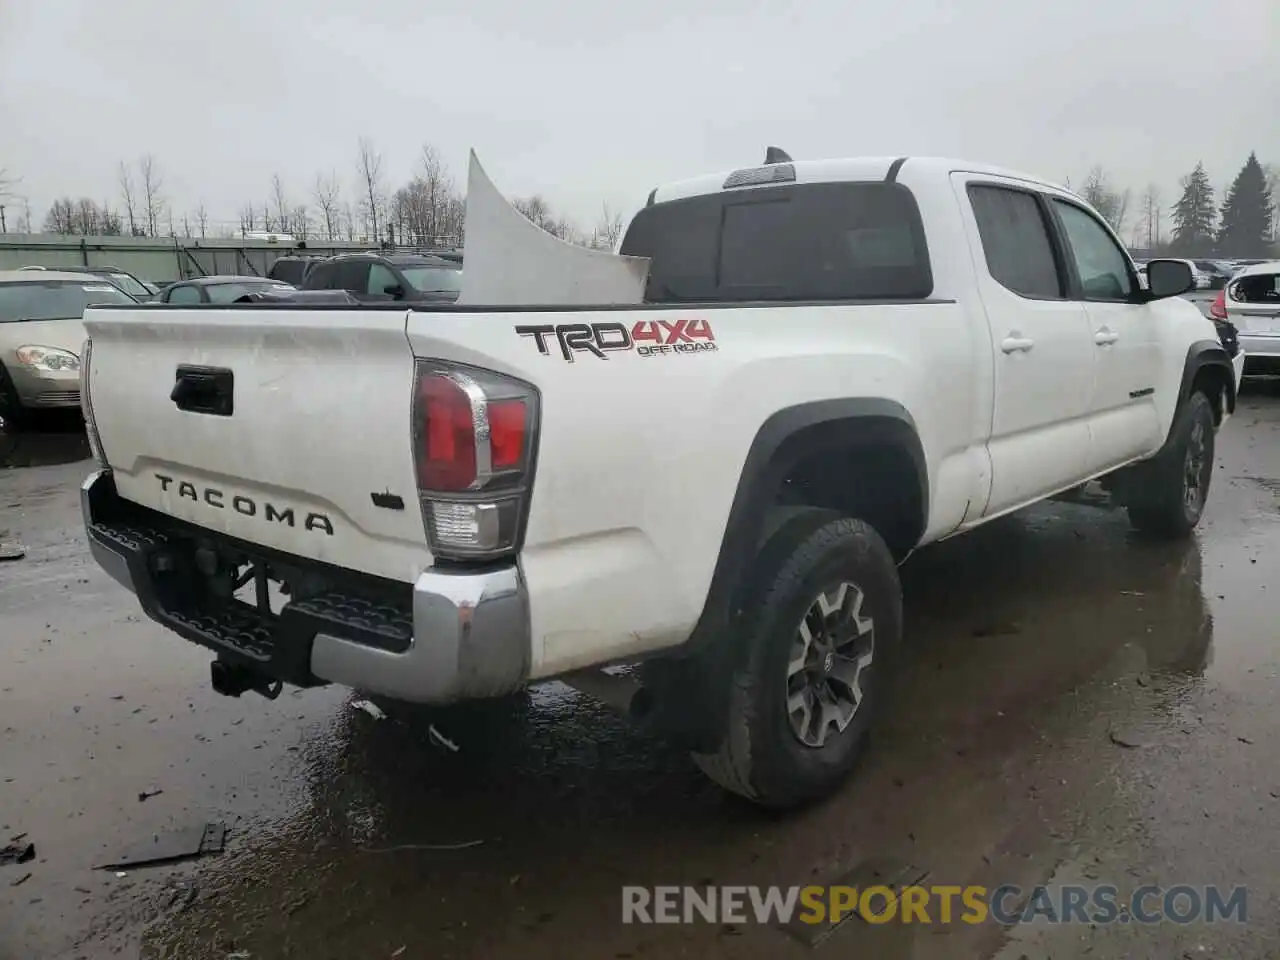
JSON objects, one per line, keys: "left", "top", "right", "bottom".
{"left": 0, "top": 233, "right": 389, "bottom": 283}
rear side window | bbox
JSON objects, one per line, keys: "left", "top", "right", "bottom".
{"left": 619, "top": 181, "right": 933, "bottom": 302}
{"left": 967, "top": 185, "right": 1063, "bottom": 299}
{"left": 269, "top": 260, "right": 306, "bottom": 284}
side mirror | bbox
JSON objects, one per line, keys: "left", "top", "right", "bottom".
{"left": 1145, "top": 259, "right": 1194, "bottom": 299}
{"left": 383, "top": 283, "right": 405, "bottom": 299}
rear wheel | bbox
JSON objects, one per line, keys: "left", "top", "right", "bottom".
{"left": 692, "top": 511, "right": 901, "bottom": 808}
{"left": 1127, "top": 391, "right": 1216, "bottom": 538}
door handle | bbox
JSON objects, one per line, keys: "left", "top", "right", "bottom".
{"left": 171, "top": 365, "right": 235, "bottom": 417}
{"left": 1094, "top": 328, "right": 1119, "bottom": 346}
{"left": 1000, "top": 335, "right": 1035, "bottom": 354}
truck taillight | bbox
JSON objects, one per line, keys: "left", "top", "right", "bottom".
{"left": 80, "top": 338, "right": 108, "bottom": 468}
{"left": 1209, "top": 289, "right": 1227, "bottom": 320}
{"left": 412, "top": 361, "right": 538, "bottom": 561}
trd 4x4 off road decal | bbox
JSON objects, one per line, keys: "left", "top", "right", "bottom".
{"left": 515, "top": 319, "right": 717, "bottom": 361}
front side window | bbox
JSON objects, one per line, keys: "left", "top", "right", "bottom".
{"left": 620, "top": 181, "right": 933, "bottom": 302}
{"left": 0, "top": 281, "right": 135, "bottom": 321}
{"left": 367, "top": 263, "right": 400, "bottom": 296}
{"left": 1051, "top": 200, "right": 1134, "bottom": 301}
{"left": 165, "top": 285, "right": 204, "bottom": 304}
{"left": 967, "top": 185, "right": 1063, "bottom": 299}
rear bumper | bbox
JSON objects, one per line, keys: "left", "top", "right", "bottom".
{"left": 81, "top": 469, "right": 530, "bottom": 704}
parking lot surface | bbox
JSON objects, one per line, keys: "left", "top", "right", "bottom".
{"left": 3, "top": 377, "right": 1279, "bottom": 958}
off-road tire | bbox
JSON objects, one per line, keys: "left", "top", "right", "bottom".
{"left": 692, "top": 511, "right": 902, "bottom": 809}
{"left": 1127, "top": 391, "right": 1216, "bottom": 538}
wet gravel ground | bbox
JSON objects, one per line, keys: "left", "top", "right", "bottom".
{"left": 3, "top": 377, "right": 1280, "bottom": 959}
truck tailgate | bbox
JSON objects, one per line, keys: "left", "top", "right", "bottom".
{"left": 83, "top": 306, "right": 431, "bottom": 582}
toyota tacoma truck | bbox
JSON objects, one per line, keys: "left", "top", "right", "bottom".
{"left": 79, "top": 154, "right": 1244, "bottom": 808}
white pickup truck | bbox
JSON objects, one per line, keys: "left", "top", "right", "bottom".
{"left": 80, "top": 154, "right": 1243, "bottom": 809}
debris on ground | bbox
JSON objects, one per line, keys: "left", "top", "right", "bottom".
{"left": 360, "top": 839, "right": 485, "bottom": 853}
{"left": 1109, "top": 728, "right": 1147, "bottom": 749}
{"left": 96, "top": 822, "right": 226, "bottom": 870}
{"left": 970, "top": 620, "right": 1021, "bottom": 638}
{"left": 428, "top": 724, "right": 460, "bottom": 752}
{"left": 0, "top": 841, "right": 35, "bottom": 865}
{"left": 9, "top": 872, "right": 32, "bottom": 887}
{"left": 350, "top": 699, "right": 386, "bottom": 720}
{"left": 392, "top": 948, "right": 407, "bottom": 958}
{"left": 138, "top": 787, "right": 164, "bottom": 802}
{"left": 0, "top": 542, "right": 24, "bottom": 562}
{"left": 1119, "top": 590, "right": 1145, "bottom": 597}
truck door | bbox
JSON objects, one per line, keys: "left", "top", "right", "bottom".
{"left": 954, "top": 176, "right": 1098, "bottom": 516}
{"left": 1045, "top": 197, "right": 1163, "bottom": 467}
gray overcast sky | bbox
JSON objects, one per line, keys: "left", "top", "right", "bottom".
{"left": 1, "top": 0, "right": 1277, "bottom": 235}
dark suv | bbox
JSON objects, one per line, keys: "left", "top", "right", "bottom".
{"left": 267, "top": 256, "right": 328, "bottom": 286}
{"left": 300, "top": 253, "right": 462, "bottom": 303}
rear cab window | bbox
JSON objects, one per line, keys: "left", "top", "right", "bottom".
{"left": 620, "top": 181, "right": 933, "bottom": 302}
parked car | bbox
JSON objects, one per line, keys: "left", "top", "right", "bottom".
{"left": 1211, "top": 260, "right": 1280, "bottom": 376}
{"left": 154, "top": 276, "right": 295, "bottom": 304}
{"left": 301, "top": 252, "right": 462, "bottom": 302}
{"left": 1193, "top": 260, "right": 1235, "bottom": 290}
{"left": 20, "top": 264, "right": 155, "bottom": 301}
{"left": 266, "top": 255, "right": 329, "bottom": 286}
{"left": 79, "top": 154, "right": 1242, "bottom": 809}
{"left": 0, "top": 270, "right": 136, "bottom": 428}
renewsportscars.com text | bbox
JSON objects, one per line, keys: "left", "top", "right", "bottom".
{"left": 622, "top": 884, "right": 1248, "bottom": 926}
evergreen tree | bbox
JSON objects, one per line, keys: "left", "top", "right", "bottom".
{"left": 1170, "top": 162, "right": 1216, "bottom": 254}
{"left": 1217, "top": 152, "right": 1274, "bottom": 257}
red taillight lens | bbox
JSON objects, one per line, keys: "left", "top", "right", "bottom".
{"left": 418, "top": 374, "right": 477, "bottom": 491}
{"left": 488, "top": 399, "right": 527, "bottom": 470}
{"left": 411, "top": 361, "right": 538, "bottom": 561}
{"left": 1210, "top": 289, "right": 1227, "bottom": 320}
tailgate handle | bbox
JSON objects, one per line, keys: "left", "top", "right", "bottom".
{"left": 171, "top": 365, "right": 234, "bottom": 417}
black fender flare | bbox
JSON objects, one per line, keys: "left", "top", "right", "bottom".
{"left": 686, "top": 398, "right": 927, "bottom": 653}
{"left": 1176, "top": 339, "right": 1236, "bottom": 430}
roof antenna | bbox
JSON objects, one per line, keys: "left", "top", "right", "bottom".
{"left": 764, "top": 146, "right": 793, "bottom": 165}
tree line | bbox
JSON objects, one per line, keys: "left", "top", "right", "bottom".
{"left": 1075, "top": 152, "right": 1277, "bottom": 258}
{"left": 4, "top": 147, "right": 1276, "bottom": 258}
{"left": 2, "top": 139, "right": 626, "bottom": 251}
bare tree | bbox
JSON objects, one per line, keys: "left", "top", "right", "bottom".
{"left": 42, "top": 198, "right": 122, "bottom": 235}
{"left": 139, "top": 154, "right": 164, "bottom": 236}
{"left": 0, "top": 167, "right": 14, "bottom": 199}
{"left": 355, "top": 137, "right": 385, "bottom": 239}
{"left": 270, "top": 174, "right": 291, "bottom": 234}
{"left": 314, "top": 171, "right": 342, "bottom": 240}
{"left": 1081, "top": 166, "right": 1130, "bottom": 234}
{"left": 513, "top": 195, "right": 578, "bottom": 242}
{"left": 291, "top": 205, "right": 311, "bottom": 241}
{"left": 1136, "top": 184, "right": 1163, "bottom": 250}
{"left": 592, "top": 202, "right": 625, "bottom": 250}
{"left": 118, "top": 161, "right": 139, "bottom": 236}
{"left": 341, "top": 201, "right": 357, "bottom": 241}
{"left": 239, "top": 204, "right": 257, "bottom": 236}
{"left": 196, "top": 202, "right": 209, "bottom": 238}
